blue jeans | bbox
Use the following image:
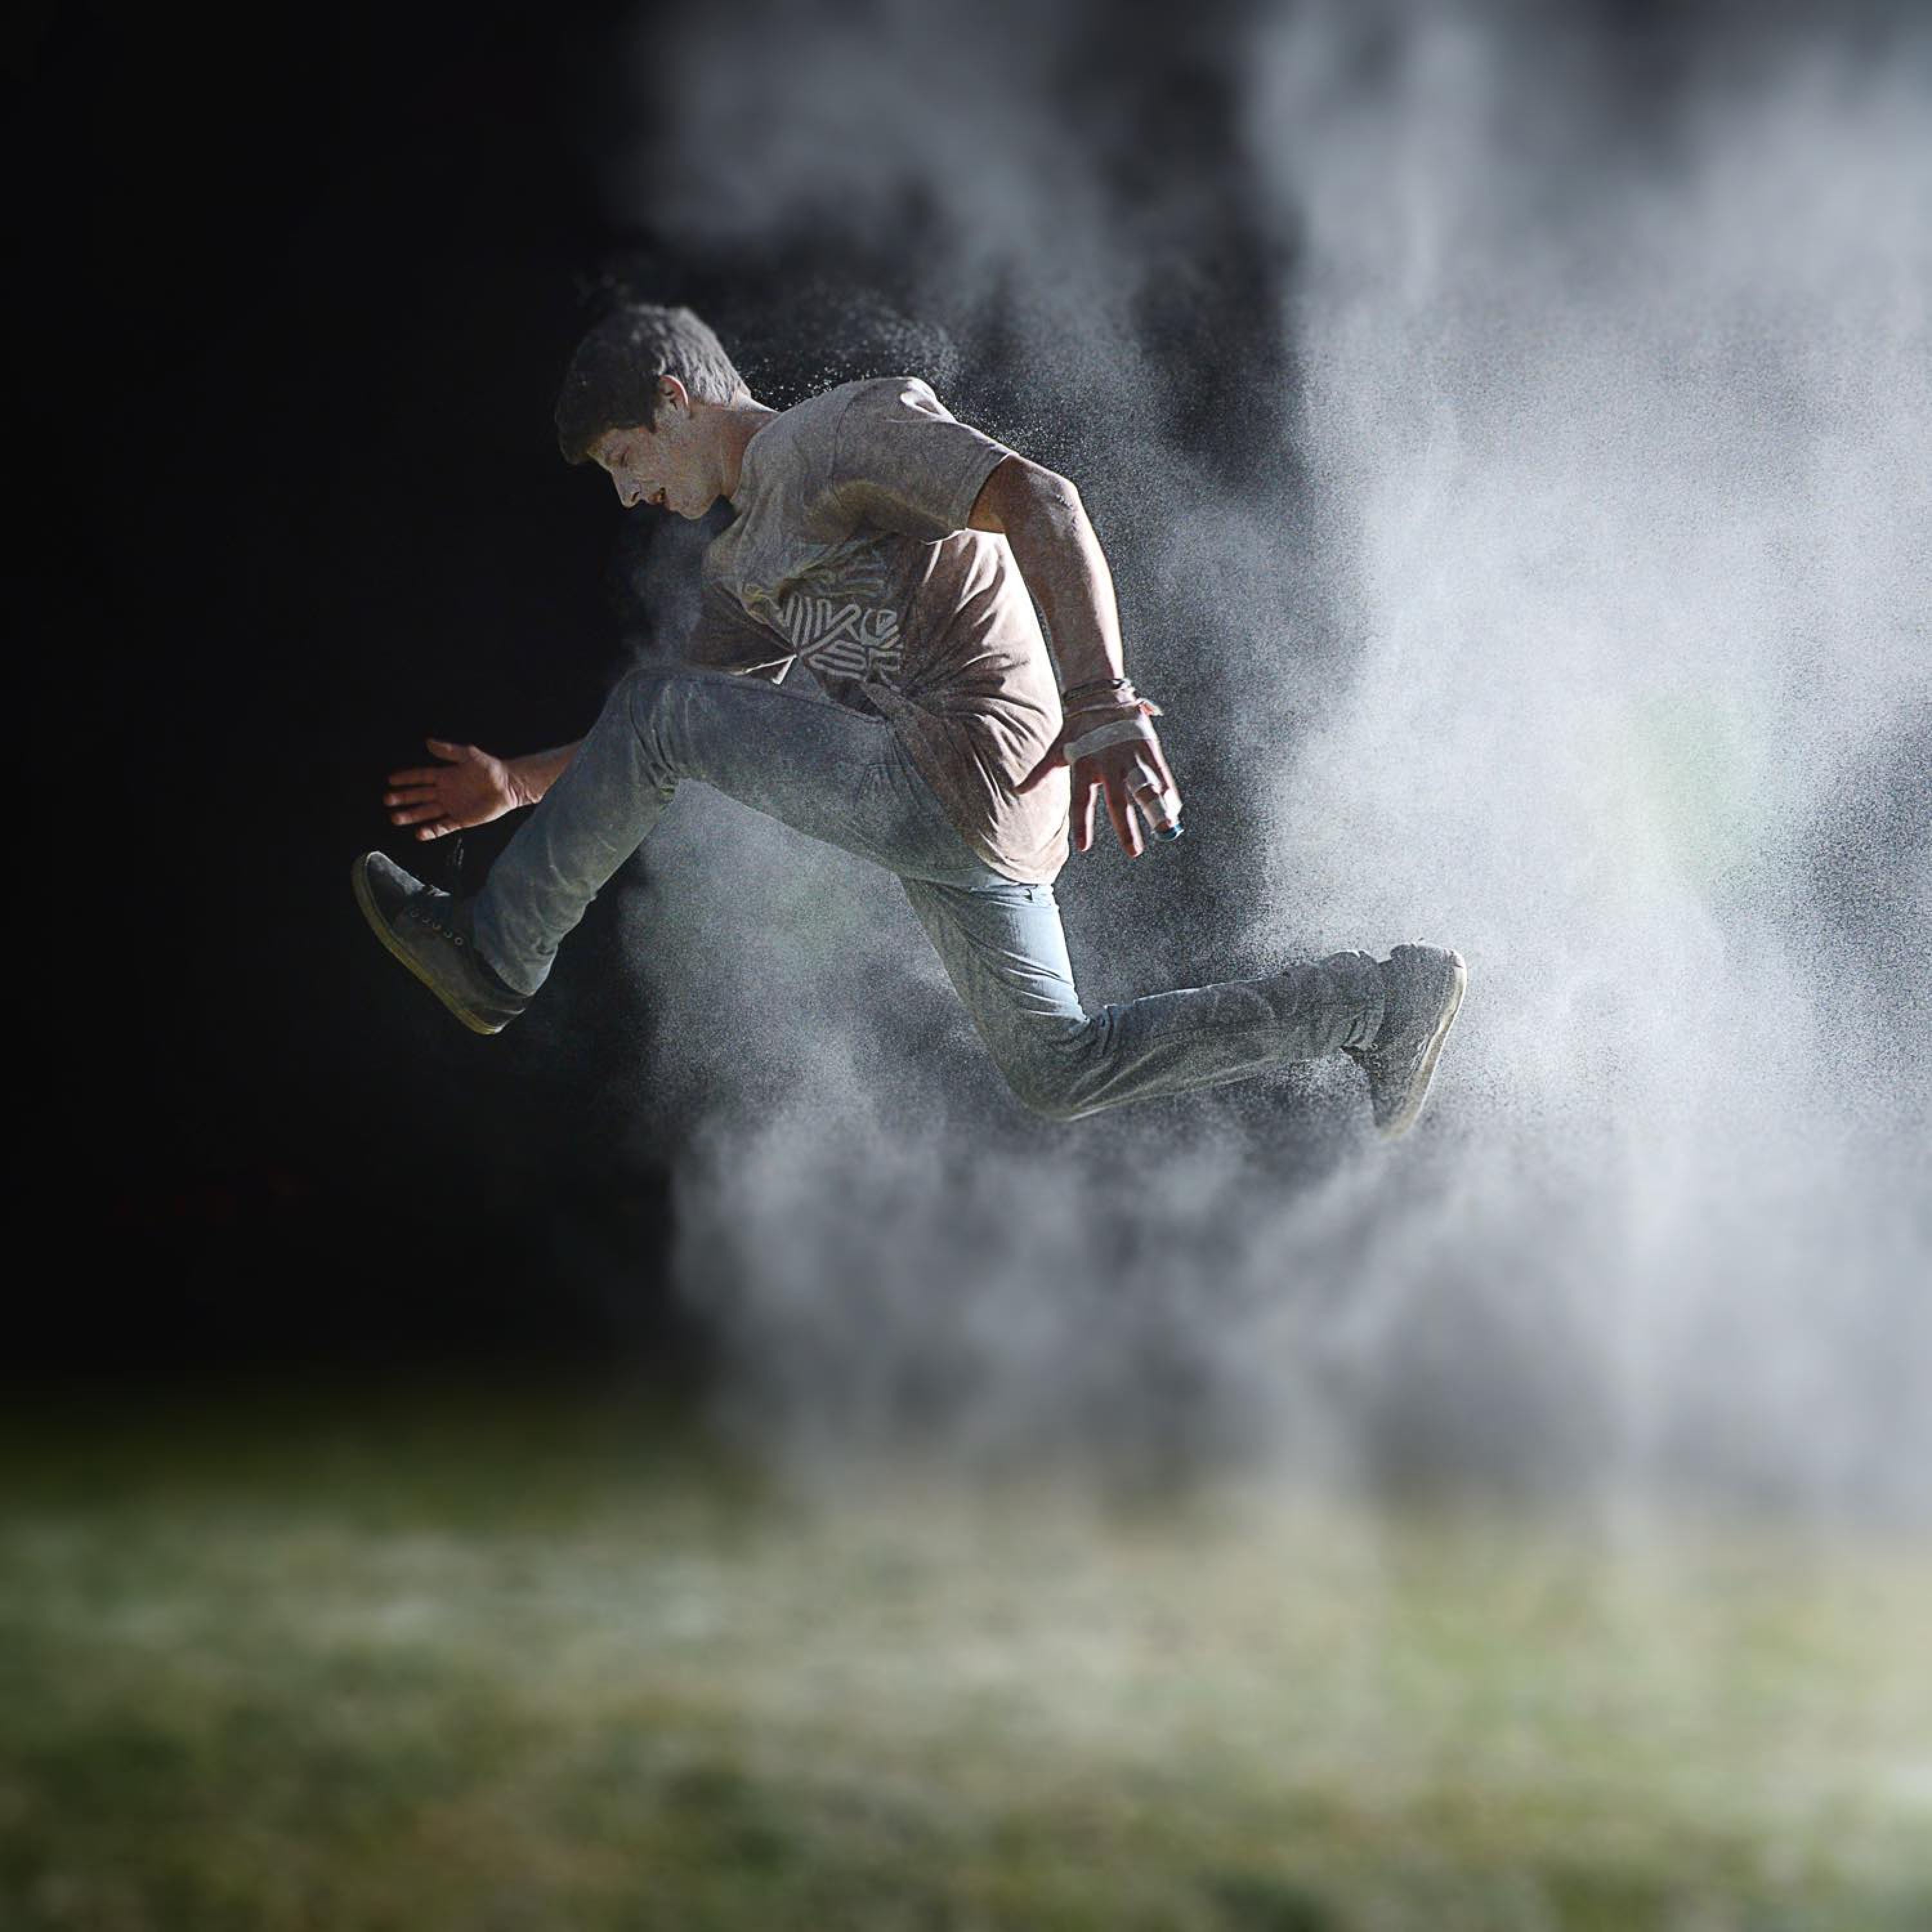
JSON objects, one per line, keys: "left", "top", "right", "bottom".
{"left": 471, "top": 665, "right": 1385, "bottom": 1122}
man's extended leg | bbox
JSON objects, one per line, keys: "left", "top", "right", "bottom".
{"left": 898, "top": 873, "right": 1461, "bottom": 1134}
{"left": 898, "top": 873, "right": 1383, "bottom": 1119}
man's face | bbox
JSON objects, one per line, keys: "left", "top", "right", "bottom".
{"left": 588, "top": 379, "right": 717, "bottom": 519}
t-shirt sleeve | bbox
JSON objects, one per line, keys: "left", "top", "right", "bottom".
{"left": 829, "top": 377, "right": 1016, "bottom": 540}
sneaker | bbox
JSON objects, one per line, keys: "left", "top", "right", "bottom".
{"left": 1345, "top": 944, "right": 1466, "bottom": 1139}
{"left": 350, "top": 852, "right": 529, "bottom": 1036}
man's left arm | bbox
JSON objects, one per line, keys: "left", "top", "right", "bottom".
{"left": 969, "top": 456, "right": 1180, "bottom": 858}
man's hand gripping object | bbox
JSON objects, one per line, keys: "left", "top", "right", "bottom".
{"left": 1019, "top": 677, "right": 1184, "bottom": 858}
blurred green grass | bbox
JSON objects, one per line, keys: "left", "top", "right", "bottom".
{"left": 3, "top": 1383, "right": 1927, "bottom": 1930}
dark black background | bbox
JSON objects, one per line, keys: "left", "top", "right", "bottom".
{"left": 15, "top": 4, "right": 687, "bottom": 1378}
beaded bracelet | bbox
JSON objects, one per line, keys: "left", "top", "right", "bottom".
{"left": 1061, "top": 676, "right": 1162, "bottom": 719}
{"left": 1061, "top": 676, "right": 1134, "bottom": 703}
{"left": 1065, "top": 694, "right": 1163, "bottom": 720}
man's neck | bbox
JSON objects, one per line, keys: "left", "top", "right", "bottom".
{"left": 716, "top": 399, "right": 779, "bottom": 503}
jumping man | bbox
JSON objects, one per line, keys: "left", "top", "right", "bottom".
{"left": 353, "top": 305, "right": 1464, "bottom": 1135}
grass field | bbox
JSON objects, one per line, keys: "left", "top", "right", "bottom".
{"left": 3, "top": 1385, "right": 1927, "bottom": 1930}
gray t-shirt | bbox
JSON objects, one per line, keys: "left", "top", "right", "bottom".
{"left": 681, "top": 377, "right": 1071, "bottom": 884}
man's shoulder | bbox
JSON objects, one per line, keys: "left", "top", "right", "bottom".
{"left": 746, "top": 375, "right": 1007, "bottom": 536}
{"left": 750, "top": 378, "right": 967, "bottom": 492}
{"left": 747, "top": 380, "right": 878, "bottom": 467}
{"left": 777, "top": 374, "right": 954, "bottom": 437}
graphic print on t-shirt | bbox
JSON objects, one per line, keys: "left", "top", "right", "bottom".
{"left": 751, "top": 540, "right": 904, "bottom": 687}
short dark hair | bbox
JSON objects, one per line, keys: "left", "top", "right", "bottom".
{"left": 553, "top": 304, "right": 750, "bottom": 464}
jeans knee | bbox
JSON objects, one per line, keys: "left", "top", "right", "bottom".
{"left": 1007, "top": 1074, "right": 1078, "bottom": 1122}
{"left": 611, "top": 663, "right": 683, "bottom": 775}
{"left": 997, "top": 1039, "right": 1095, "bottom": 1124}
{"left": 613, "top": 662, "right": 673, "bottom": 722}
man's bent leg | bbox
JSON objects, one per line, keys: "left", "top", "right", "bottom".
{"left": 472, "top": 665, "right": 971, "bottom": 996}
{"left": 900, "top": 875, "right": 1385, "bottom": 1122}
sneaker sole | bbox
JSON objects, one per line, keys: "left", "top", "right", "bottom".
{"left": 350, "top": 855, "right": 506, "bottom": 1037}
{"left": 1379, "top": 950, "right": 1467, "bottom": 1140}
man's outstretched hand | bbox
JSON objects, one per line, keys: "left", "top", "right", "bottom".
{"left": 383, "top": 738, "right": 521, "bottom": 842}
{"left": 1018, "top": 704, "right": 1182, "bottom": 859}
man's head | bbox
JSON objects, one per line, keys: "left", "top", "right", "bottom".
{"left": 554, "top": 303, "right": 753, "bottom": 518}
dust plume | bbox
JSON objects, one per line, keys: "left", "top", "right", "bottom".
{"left": 591, "top": 0, "right": 1931, "bottom": 1520}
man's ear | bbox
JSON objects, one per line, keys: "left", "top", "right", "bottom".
{"left": 658, "top": 374, "right": 691, "bottom": 417}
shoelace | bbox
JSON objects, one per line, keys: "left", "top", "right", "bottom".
{"left": 403, "top": 897, "right": 466, "bottom": 946}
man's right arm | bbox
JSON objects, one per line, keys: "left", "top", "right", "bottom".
{"left": 383, "top": 737, "right": 582, "bottom": 842}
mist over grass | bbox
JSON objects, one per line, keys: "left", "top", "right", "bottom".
{"left": 582, "top": 0, "right": 1931, "bottom": 1518}
{"left": 5, "top": 1392, "right": 1928, "bottom": 1929}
